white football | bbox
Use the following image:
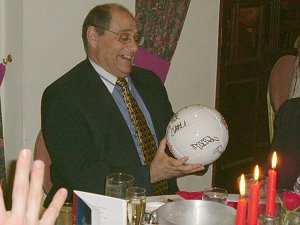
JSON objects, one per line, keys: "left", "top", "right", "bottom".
{"left": 166, "top": 104, "right": 229, "bottom": 165}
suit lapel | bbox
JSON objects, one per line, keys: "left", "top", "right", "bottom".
{"left": 80, "top": 59, "right": 141, "bottom": 163}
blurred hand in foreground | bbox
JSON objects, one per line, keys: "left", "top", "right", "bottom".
{"left": 0, "top": 149, "right": 67, "bottom": 225}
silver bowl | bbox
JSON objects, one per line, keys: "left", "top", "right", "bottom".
{"left": 155, "top": 200, "right": 236, "bottom": 225}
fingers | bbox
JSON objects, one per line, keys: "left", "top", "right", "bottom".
{"left": 171, "top": 156, "right": 204, "bottom": 171}
{"left": 153, "top": 138, "right": 205, "bottom": 181}
{"left": 0, "top": 185, "right": 5, "bottom": 219}
{"left": 171, "top": 156, "right": 189, "bottom": 166}
{"left": 40, "top": 188, "right": 67, "bottom": 225}
{"left": 26, "top": 160, "right": 45, "bottom": 224}
{"left": 11, "top": 149, "right": 32, "bottom": 217}
{"left": 157, "top": 155, "right": 204, "bottom": 180}
{"left": 176, "top": 163, "right": 204, "bottom": 173}
{"left": 164, "top": 138, "right": 200, "bottom": 168}
{"left": 157, "top": 137, "right": 167, "bottom": 152}
{"left": 0, "top": 148, "right": 67, "bottom": 225}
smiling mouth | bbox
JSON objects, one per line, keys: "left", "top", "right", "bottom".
{"left": 120, "top": 54, "right": 133, "bottom": 62}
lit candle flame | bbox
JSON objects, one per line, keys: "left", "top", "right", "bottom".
{"left": 254, "top": 165, "right": 259, "bottom": 181}
{"left": 272, "top": 151, "right": 277, "bottom": 169}
{"left": 240, "top": 174, "right": 246, "bottom": 197}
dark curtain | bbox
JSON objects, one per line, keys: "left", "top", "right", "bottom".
{"left": 135, "top": 0, "right": 191, "bottom": 61}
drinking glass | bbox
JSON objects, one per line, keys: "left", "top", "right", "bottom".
{"left": 126, "top": 187, "right": 146, "bottom": 225}
{"left": 237, "top": 174, "right": 268, "bottom": 198}
{"left": 105, "top": 173, "right": 134, "bottom": 199}
{"left": 202, "top": 187, "right": 228, "bottom": 204}
{"left": 55, "top": 202, "right": 73, "bottom": 225}
{"left": 258, "top": 214, "right": 281, "bottom": 225}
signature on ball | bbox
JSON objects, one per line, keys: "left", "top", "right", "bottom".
{"left": 190, "top": 136, "right": 219, "bottom": 150}
{"left": 170, "top": 113, "right": 180, "bottom": 123}
{"left": 171, "top": 121, "right": 187, "bottom": 136}
{"left": 213, "top": 145, "right": 224, "bottom": 154}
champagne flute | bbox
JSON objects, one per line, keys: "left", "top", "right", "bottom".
{"left": 105, "top": 173, "right": 134, "bottom": 199}
{"left": 126, "top": 187, "right": 146, "bottom": 225}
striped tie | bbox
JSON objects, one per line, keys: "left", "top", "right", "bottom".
{"left": 116, "top": 78, "right": 167, "bottom": 195}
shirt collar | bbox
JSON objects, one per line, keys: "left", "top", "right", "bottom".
{"left": 89, "top": 58, "right": 130, "bottom": 93}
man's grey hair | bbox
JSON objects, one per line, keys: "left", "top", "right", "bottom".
{"left": 81, "top": 3, "right": 134, "bottom": 54}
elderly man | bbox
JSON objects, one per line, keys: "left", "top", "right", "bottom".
{"left": 41, "top": 3, "right": 206, "bottom": 207}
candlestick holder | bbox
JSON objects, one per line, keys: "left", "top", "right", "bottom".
{"left": 237, "top": 174, "right": 268, "bottom": 198}
{"left": 258, "top": 213, "right": 280, "bottom": 225}
{"left": 258, "top": 201, "right": 282, "bottom": 225}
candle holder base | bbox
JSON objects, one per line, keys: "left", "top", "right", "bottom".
{"left": 258, "top": 214, "right": 281, "bottom": 225}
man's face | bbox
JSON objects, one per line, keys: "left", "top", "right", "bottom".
{"left": 91, "top": 9, "right": 139, "bottom": 78}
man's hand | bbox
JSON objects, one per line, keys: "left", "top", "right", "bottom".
{"left": 150, "top": 138, "right": 205, "bottom": 183}
{"left": 0, "top": 149, "right": 67, "bottom": 225}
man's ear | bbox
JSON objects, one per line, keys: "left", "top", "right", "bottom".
{"left": 87, "top": 26, "right": 98, "bottom": 49}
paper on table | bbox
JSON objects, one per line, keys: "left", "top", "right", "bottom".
{"left": 74, "top": 190, "right": 127, "bottom": 225}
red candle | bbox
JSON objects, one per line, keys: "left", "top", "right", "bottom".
{"left": 248, "top": 165, "right": 260, "bottom": 225}
{"left": 266, "top": 151, "right": 277, "bottom": 216}
{"left": 235, "top": 174, "right": 248, "bottom": 225}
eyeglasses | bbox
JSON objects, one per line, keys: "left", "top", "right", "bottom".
{"left": 103, "top": 28, "right": 144, "bottom": 47}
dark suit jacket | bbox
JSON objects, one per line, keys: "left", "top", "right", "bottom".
{"left": 269, "top": 97, "right": 300, "bottom": 189}
{"left": 41, "top": 59, "right": 179, "bottom": 206}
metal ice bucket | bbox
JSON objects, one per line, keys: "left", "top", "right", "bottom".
{"left": 153, "top": 200, "right": 236, "bottom": 225}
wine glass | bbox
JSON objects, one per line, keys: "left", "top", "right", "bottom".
{"left": 105, "top": 173, "right": 134, "bottom": 199}
{"left": 55, "top": 202, "right": 73, "bottom": 225}
{"left": 237, "top": 174, "right": 268, "bottom": 198}
{"left": 126, "top": 187, "right": 146, "bottom": 225}
{"left": 202, "top": 187, "right": 228, "bottom": 204}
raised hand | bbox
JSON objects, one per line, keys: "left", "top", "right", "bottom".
{"left": 0, "top": 149, "right": 67, "bottom": 225}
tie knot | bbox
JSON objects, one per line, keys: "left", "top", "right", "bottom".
{"left": 116, "top": 78, "right": 128, "bottom": 89}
